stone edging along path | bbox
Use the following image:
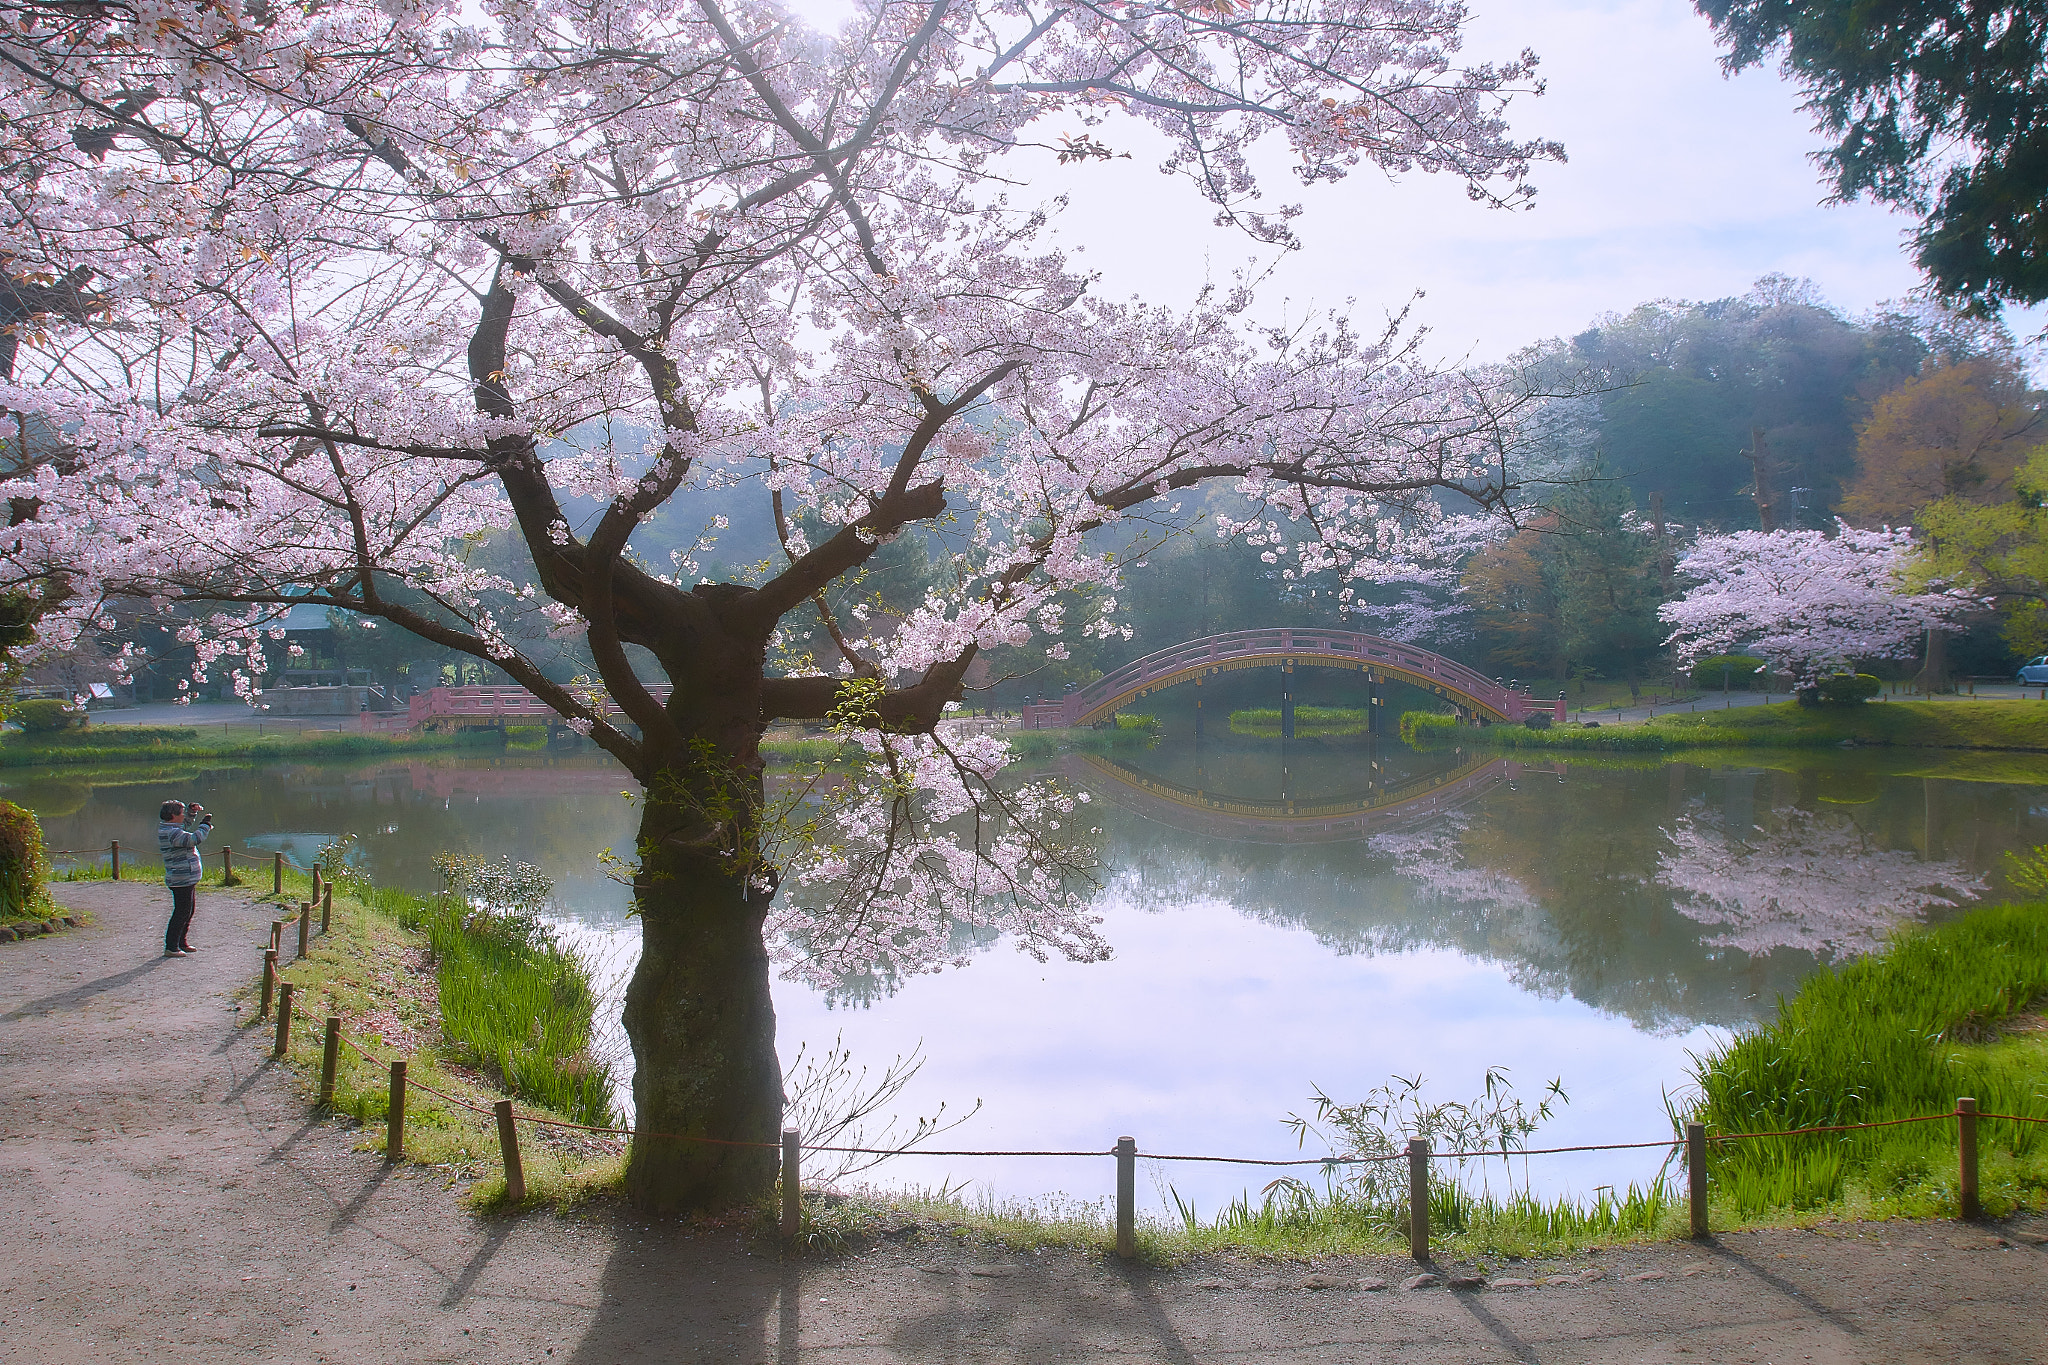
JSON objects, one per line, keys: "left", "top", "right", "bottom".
{"left": 3, "top": 879, "right": 2048, "bottom": 1364}
{"left": 0, "top": 910, "right": 86, "bottom": 942}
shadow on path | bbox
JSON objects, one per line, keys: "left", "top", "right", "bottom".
{"left": 565, "top": 1212, "right": 782, "bottom": 1364}
{"left": 1450, "top": 1286, "right": 1541, "bottom": 1363}
{"left": 1, "top": 956, "right": 167, "bottom": 1021}
{"left": 1702, "top": 1237, "right": 1863, "bottom": 1338}
{"left": 1124, "top": 1270, "right": 1200, "bottom": 1365}
{"left": 331, "top": 1160, "right": 397, "bottom": 1234}
{"left": 442, "top": 1218, "right": 517, "bottom": 1309}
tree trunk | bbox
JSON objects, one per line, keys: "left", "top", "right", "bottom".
{"left": 620, "top": 775, "right": 784, "bottom": 1213}
{"left": 1915, "top": 628, "right": 1948, "bottom": 695}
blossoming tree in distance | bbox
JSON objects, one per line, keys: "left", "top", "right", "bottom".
{"left": 2, "top": 0, "right": 1568, "bottom": 1209}
{"left": 1659, "top": 524, "right": 1976, "bottom": 685}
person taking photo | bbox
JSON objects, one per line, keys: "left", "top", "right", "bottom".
{"left": 158, "top": 800, "right": 210, "bottom": 957}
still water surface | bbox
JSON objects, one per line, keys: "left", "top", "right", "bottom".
{"left": 15, "top": 733, "right": 2046, "bottom": 1214}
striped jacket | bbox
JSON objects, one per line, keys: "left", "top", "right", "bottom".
{"left": 158, "top": 819, "right": 208, "bottom": 888}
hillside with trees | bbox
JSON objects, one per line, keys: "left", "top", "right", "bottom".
{"left": 982, "top": 278, "right": 2048, "bottom": 705}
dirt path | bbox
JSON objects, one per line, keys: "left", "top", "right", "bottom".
{"left": 4, "top": 882, "right": 2046, "bottom": 1364}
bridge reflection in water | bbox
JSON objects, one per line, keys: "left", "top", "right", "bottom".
{"left": 1063, "top": 749, "right": 1564, "bottom": 844}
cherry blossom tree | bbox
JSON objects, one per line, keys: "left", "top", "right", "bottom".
{"left": 0, "top": 0, "right": 1566, "bottom": 1210}
{"left": 1658, "top": 524, "right": 1977, "bottom": 684}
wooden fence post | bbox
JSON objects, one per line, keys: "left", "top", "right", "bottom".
{"left": 1687, "top": 1122, "right": 1709, "bottom": 1239}
{"left": 1115, "top": 1135, "right": 1137, "bottom": 1260}
{"left": 273, "top": 983, "right": 294, "bottom": 1057}
{"left": 273, "top": 851, "right": 283, "bottom": 895}
{"left": 781, "top": 1127, "right": 801, "bottom": 1239}
{"left": 270, "top": 920, "right": 283, "bottom": 955}
{"left": 495, "top": 1100, "right": 526, "bottom": 1204}
{"left": 108, "top": 839, "right": 120, "bottom": 880}
{"left": 1407, "top": 1137, "right": 1431, "bottom": 1265}
{"left": 321, "top": 884, "right": 333, "bottom": 935}
{"left": 260, "top": 948, "right": 277, "bottom": 1018}
{"left": 297, "top": 902, "right": 310, "bottom": 960}
{"left": 1958, "top": 1097, "right": 1980, "bottom": 1220}
{"left": 220, "top": 848, "right": 234, "bottom": 884}
{"left": 312, "top": 867, "right": 322, "bottom": 905}
{"left": 319, "top": 1016, "right": 340, "bottom": 1106}
{"left": 387, "top": 1060, "right": 406, "bottom": 1161}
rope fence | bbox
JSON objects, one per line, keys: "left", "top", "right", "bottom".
{"left": 47, "top": 841, "right": 318, "bottom": 898}
{"left": 273, "top": 951, "right": 2039, "bottom": 1259}
{"left": 245, "top": 900, "right": 2039, "bottom": 1260}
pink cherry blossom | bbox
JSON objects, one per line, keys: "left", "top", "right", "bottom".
{"left": 1658, "top": 524, "right": 1977, "bottom": 684}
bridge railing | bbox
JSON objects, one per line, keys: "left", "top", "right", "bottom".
{"left": 1059, "top": 629, "right": 1527, "bottom": 724}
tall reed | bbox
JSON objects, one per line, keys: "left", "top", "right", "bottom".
{"left": 379, "top": 878, "right": 617, "bottom": 1128}
{"left": 1684, "top": 900, "right": 2048, "bottom": 1214}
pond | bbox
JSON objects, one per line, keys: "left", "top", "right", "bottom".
{"left": 13, "top": 730, "right": 2047, "bottom": 1217}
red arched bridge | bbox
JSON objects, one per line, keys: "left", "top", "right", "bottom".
{"left": 1019, "top": 629, "right": 1561, "bottom": 731}
{"left": 352, "top": 629, "right": 1557, "bottom": 734}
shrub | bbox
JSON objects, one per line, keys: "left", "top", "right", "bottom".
{"left": 1798, "top": 673, "right": 1882, "bottom": 706}
{"left": 1689, "top": 655, "right": 1767, "bottom": 690}
{"left": 1522, "top": 714, "right": 1553, "bottom": 731}
{"left": 1112, "top": 712, "right": 1160, "bottom": 733}
{"left": 11, "top": 699, "right": 85, "bottom": 733}
{"left": 0, "top": 800, "right": 50, "bottom": 919}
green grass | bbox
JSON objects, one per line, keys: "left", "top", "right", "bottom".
{"left": 1683, "top": 899, "right": 2048, "bottom": 1221}
{"left": 1402, "top": 710, "right": 1669, "bottom": 751}
{"left": 1230, "top": 706, "right": 1374, "bottom": 738}
{"left": 388, "top": 890, "right": 617, "bottom": 1128}
{"left": 1403, "top": 699, "right": 2048, "bottom": 754}
{"left": 761, "top": 736, "right": 868, "bottom": 765}
{"left": 233, "top": 862, "right": 621, "bottom": 1205}
{"left": 795, "top": 1173, "right": 1681, "bottom": 1265}
{"left": 1157, "top": 1172, "right": 1677, "bottom": 1261}
{"left": 49, "top": 861, "right": 114, "bottom": 882}
{"left": 0, "top": 725, "right": 516, "bottom": 769}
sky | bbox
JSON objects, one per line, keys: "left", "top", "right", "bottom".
{"left": 781, "top": 0, "right": 2046, "bottom": 364}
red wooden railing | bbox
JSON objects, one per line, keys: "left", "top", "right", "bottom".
{"left": 1020, "top": 629, "right": 1547, "bottom": 729}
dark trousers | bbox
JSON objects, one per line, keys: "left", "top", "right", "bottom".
{"left": 164, "top": 883, "right": 196, "bottom": 952}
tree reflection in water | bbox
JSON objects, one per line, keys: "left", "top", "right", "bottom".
{"left": 1366, "top": 818, "right": 1540, "bottom": 915}
{"left": 1655, "top": 805, "right": 1985, "bottom": 960}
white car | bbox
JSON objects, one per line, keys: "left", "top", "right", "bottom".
{"left": 2020, "top": 656, "right": 2048, "bottom": 684}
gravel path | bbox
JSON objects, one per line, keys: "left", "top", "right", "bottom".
{"left": 4, "top": 881, "right": 2046, "bottom": 1364}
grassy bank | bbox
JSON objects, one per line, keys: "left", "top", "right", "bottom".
{"left": 1683, "top": 898, "right": 2048, "bottom": 1221}
{"left": 233, "top": 861, "right": 622, "bottom": 1206}
{"left": 784, "top": 1164, "right": 1680, "bottom": 1265}
{"left": 0, "top": 724, "right": 544, "bottom": 770}
{"left": 761, "top": 735, "right": 868, "bottom": 765}
{"left": 1230, "top": 706, "right": 1372, "bottom": 739}
{"left": 1403, "top": 699, "right": 2048, "bottom": 754}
